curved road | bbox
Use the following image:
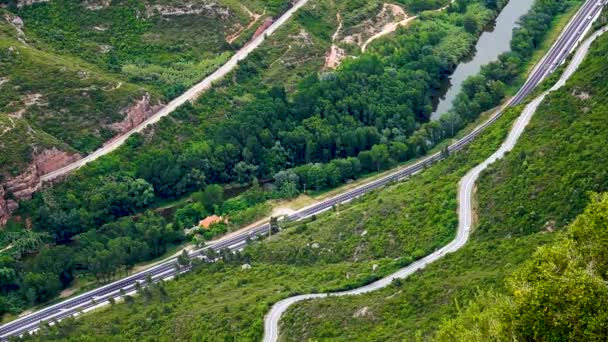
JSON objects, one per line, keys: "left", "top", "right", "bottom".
{"left": 0, "top": 0, "right": 604, "bottom": 340}
{"left": 40, "top": 0, "right": 312, "bottom": 183}
{"left": 263, "top": 19, "right": 608, "bottom": 342}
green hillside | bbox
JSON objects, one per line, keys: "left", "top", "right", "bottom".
{"left": 437, "top": 192, "right": 608, "bottom": 341}
{"left": 0, "top": 10, "right": 149, "bottom": 171}
{"left": 4, "top": 1, "right": 606, "bottom": 340}
{"left": 0, "top": 0, "right": 292, "bottom": 175}
{"left": 16, "top": 4, "right": 608, "bottom": 341}
{"left": 278, "top": 28, "right": 608, "bottom": 341}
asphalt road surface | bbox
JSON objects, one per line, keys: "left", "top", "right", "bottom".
{"left": 1, "top": 0, "right": 605, "bottom": 340}
{"left": 262, "top": 11, "right": 608, "bottom": 342}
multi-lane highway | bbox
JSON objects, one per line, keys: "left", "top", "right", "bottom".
{"left": 264, "top": 25, "right": 608, "bottom": 340}
{"left": 1, "top": 0, "right": 605, "bottom": 340}
{"left": 263, "top": 4, "right": 608, "bottom": 342}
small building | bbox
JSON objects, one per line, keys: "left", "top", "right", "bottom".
{"left": 199, "top": 215, "right": 225, "bottom": 230}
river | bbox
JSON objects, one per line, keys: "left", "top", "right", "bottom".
{"left": 431, "top": 0, "right": 535, "bottom": 120}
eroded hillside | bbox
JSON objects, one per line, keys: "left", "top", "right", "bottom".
{"left": 0, "top": 0, "right": 292, "bottom": 223}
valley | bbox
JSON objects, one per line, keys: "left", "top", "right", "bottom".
{"left": 2, "top": 0, "right": 608, "bottom": 341}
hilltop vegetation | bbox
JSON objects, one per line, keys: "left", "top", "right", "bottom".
{"left": 14, "top": 0, "right": 292, "bottom": 99}
{"left": 436, "top": 193, "right": 608, "bottom": 341}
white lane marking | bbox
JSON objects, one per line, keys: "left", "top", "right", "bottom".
{"left": 261, "top": 23, "right": 607, "bottom": 342}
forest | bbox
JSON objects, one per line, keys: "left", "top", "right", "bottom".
{"left": 277, "top": 26, "right": 608, "bottom": 340}
{"left": 0, "top": 0, "right": 582, "bottom": 323}
{"left": 16, "top": 7, "right": 608, "bottom": 336}
{"left": 13, "top": 78, "right": 522, "bottom": 341}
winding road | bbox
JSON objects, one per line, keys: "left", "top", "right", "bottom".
{"left": 0, "top": 0, "right": 604, "bottom": 340}
{"left": 263, "top": 13, "right": 608, "bottom": 342}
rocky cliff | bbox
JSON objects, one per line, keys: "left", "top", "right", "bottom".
{"left": 0, "top": 186, "right": 9, "bottom": 226}
{"left": 0, "top": 93, "right": 161, "bottom": 225}
{"left": 109, "top": 93, "right": 164, "bottom": 136}
{"left": 0, "top": 148, "right": 81, "bottom": 225}
{"left": 252, "top": 17, "right": 274, "bottom": 40}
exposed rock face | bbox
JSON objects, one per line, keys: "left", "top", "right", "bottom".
{"left": 2, "top": 13, "right": 28, "bottom": 44}
{"left": 14, "top": 0, "right": 50, "bottom": 7}
{"left": 146, "top": 1, "right": 230, "bottom": 18}
{"left": 83, "top": 0, "right": 111, "bottom": 10}
{"left": 109, "top": 93, "right": 164, "bottom": 136}
{"left": 0, "top": 148, "right": 81, "bottom": 225}
{"left": 34, "top": 148, "right": 82, "bottom": 175}
{"left": 252, "top": 17, "right": 273, "bottom": 41}
{"left": 0, "top": 186, "right": 9, "bottom": 226}
{"left": 4, "top": 164, "right": 40, "bottom": 204}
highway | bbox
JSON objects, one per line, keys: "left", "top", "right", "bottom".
{"left": 1, "top": 0, "right": 605, "bottom": 340}
{"left": 39, "top": 0, "right": 312, "bottom": 183}
{"left": 263, "top": 6, "right": 608, "bottom": 342}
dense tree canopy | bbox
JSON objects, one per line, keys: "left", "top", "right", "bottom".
{"left": 0, "top": 0, "right": 580, "bottom": 319}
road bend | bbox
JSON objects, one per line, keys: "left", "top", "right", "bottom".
{"left": 1, "top": 0, "right": 604, "bottom": 340}
{"left": 262, "top": 21, "right": 608, "bottom": 342}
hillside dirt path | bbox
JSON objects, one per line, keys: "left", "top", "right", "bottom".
{"left": 324, "top": 13, "right": 344, "bottom": 68}
{"left": 227, "top": 5, "right": 264, "bottom": 44}
{"left": 361, "top": 0, "right": 455, "bottom": 52}
{"left": 361, "top": 4, "right": 415, "bottom": 52}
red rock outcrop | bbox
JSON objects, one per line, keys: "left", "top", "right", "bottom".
{"left": 252, "top": 17, "right": 273, "bottom": 41}
{"left": 0, "top": 148, "right": 81, "bottom": 225}
{"left": 109, "top": 93, "right": 164, "bottom": 136}
{"left": 1, "top": 94, "right": 162, "bottom": 225}
{"left": 3, "top": 165, "right": 40, "bottom": 203}
{"left": 34, "top": 148, "right": 82, "bottom": 175}
{"left": 0, "top": 186, "right": 9, "bottom": 226}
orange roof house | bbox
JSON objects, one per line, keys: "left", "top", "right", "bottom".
{"left": 199, "top": 215, "right": 226, "bottom": 229}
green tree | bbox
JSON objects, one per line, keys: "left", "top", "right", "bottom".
{"left": 174, "top": 203, "right": 206, "bottom": 229}
{"left": 463, "top": 14, "right": 479, "bottom": 33}
{"left": 370, "top": 144, "right": 391, "bottom": 171}
{"left": 199, "top": 185, "right": 224, "bottom": 212}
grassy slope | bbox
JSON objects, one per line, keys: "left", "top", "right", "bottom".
{"left": 0, "top": 0, "right": 292, "bottom": 175}
{"left": 22, "top": 56, "right": 523, "bottom": 342}
{"left": 14, "top": 0, "right": 291, "bottom": 92}
{"left": 435, "top": 193, "right": 608, "bottom": 341}
{"left": 278, "top": 31, "right": 608, "bottom": 341}
{"left": 0, "top": 12, "right": 148, "bottom": 173}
